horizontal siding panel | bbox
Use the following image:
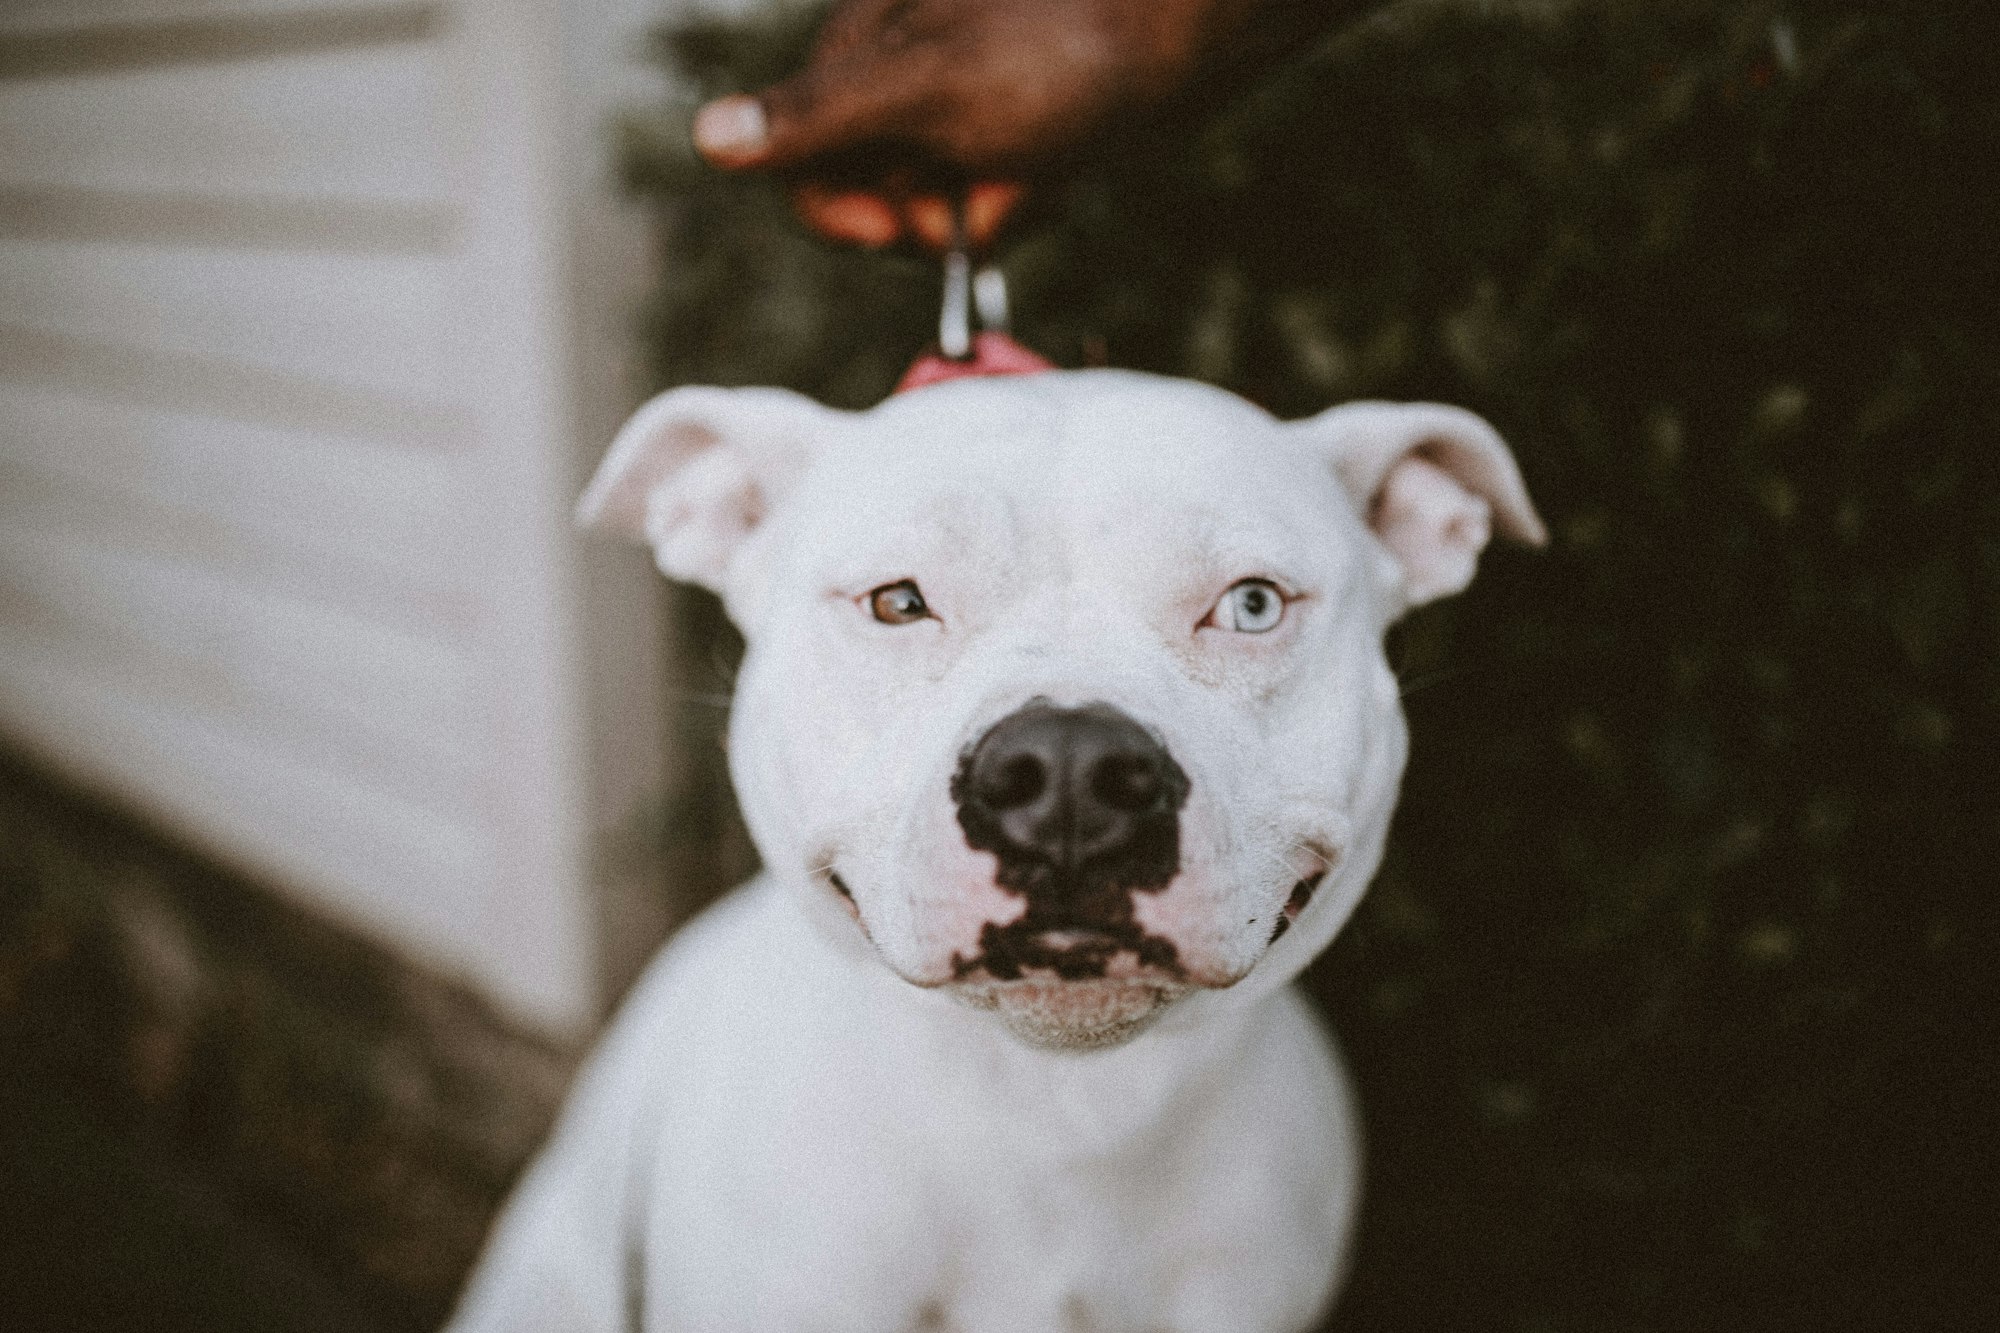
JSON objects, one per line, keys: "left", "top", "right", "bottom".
{"left": 0, "top": 632, "right": 502, "bottom": 989}
{"left": 0, "top": 522, "right": 478, "bottom": 795}
{"left": 0, "top": 2, "right": 411, "bottom": 36}
{"left": 0, "top": 381, "right": 476, "bottom": 632}
{"left": 0, "top": 236, "right": 463, "bottom": 409}
{"left": 0, "top": 572, "right": 474, "bottom": 822}
{"left": 0, "top": 5, "right": 439, "bottom": 81}
{"left": 0, "top": 323, "right": 470, "bottom": 443}
{"left": 0, "top": 186, "right": 453, "bottom": 254}
{"left": 0, "top": 461, "right": 474, "bottom": 646}
{"left": 0, "top": 35, "right": 447, "bottom": 206}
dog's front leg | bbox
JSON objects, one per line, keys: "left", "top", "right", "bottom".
{"left": 445, "top": 1096, "right": 653, "bottom": 1333}
{"left": 444, "top": 958, "right": 683, "bottom": 1333}
{"left": 445, "top": 1144, "right": 641, "bottom": 1333}
{"left": 1152, "top": 993, "right": 1362, "bottom": 1333}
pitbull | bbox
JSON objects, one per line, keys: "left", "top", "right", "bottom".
{"left": 449, "top": 370, "right": 1543, "bottom": 1333}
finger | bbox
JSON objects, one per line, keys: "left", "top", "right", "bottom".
{"left": 905, "top": 194, "right": 957, "bottom": 252}
{"left": 901, "top": 181, "right": 1027, "bottom": 254}
{"left": 793, "top": 185, "right": 904, "bottom": 248}
{"left": 964, "top": 181, "right": 1026, "bottom": 248}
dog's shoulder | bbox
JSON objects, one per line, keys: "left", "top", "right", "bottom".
{"left": 602, "top": 874, "right": 809, "bottom": 1049}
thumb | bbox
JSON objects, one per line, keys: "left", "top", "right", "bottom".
{"left": 694, "top": 51, "right": 943, "bottom": 170}
{"left": 691, "top": 94, "right": 774, "bottom": 168}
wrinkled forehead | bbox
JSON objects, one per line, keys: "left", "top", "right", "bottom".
{"left": 790, "top": 373, "right": 1339, "bottom": 559}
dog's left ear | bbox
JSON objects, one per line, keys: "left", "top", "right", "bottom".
{"left": 1293, "top": 401, "right": 1547, "bottom": 608}
{"left": 576, "top": 386, "right": 843, "bottom": 594}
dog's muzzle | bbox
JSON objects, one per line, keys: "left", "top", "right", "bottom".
{"left": 949, "top": 700, "right": 1190, "bottom": 982}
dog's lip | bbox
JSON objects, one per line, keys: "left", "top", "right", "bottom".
{"left": 953, "top": 974, "right": 1187, "bottom": 998}
{"left": 950, "top": 975, "right": 1189, "bottom": 1050}
{"left": 947, "top": 950, "right": 1188, "bottom": 987}
{"left": 949, "top": 974, "right": 1193, "bottom": 1013}
{"left": 815, "top": 863, "right": 866, "bottom": 926}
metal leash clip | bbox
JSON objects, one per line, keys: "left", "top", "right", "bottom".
{"left": 939, "top": 203, "right": 1010, "bottom": 361}
{"left": 896, "top": 198, "right": 1050, "bottom": 392}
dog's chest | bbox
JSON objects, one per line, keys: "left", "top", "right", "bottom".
{"left": 642, "top": 1122, "right": 1234, "bottom": 1332}
{"left": 627, "top": 886, "right": 1321, "bottom": 1331}
{"left": 924, "top": 1135, "right": 1213, "bottom": 1331}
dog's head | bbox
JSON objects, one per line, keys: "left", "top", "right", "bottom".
{"left": 583, "top": 372, "right": 1542, "bottom": 1049}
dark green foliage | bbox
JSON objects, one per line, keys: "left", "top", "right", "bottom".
{"left": 624, "top": 2, "right": 1997, "bottom": 1327}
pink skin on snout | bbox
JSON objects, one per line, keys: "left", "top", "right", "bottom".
{"left": 892, "top": 838, "right": 1028, "bottom": 987}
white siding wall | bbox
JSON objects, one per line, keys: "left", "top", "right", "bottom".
{"left": 0, "top": 0, "right": 671, "bottom": 1037}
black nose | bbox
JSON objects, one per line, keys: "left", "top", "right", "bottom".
{"left": 952, "top": 700, "right": 1190, "bottom": 897}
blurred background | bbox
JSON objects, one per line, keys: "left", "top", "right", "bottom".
{"left": 1, "top": 1, "right": 1993, "bottom": 1330}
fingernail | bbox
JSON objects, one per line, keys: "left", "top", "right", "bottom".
{"left": 693, "top": 96, "right": 768, "bottom": 161}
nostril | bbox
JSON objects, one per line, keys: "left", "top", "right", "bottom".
{"left": 982, "top": 753, "right": 1047, "bottom": 810}
{"left": 954, "top": 700, "right": 1189, "bottom": 894}
{"left": 1089, "top": 754, "right": 1161, "bottom": 813}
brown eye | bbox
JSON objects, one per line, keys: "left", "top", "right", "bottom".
{"left": 868, "top": 580, "right": 930, "bottom": 625}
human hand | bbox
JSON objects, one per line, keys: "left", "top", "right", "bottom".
{"left": 691, "top": 0, "right": 1259, "bottom": 249}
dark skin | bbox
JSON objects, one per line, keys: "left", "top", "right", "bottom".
{"left": 692, "top": 0, "right": 1286, "bottom": 250}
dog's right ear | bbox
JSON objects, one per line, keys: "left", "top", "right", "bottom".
{"left": 1289, "top": 400, "right": 1546, "bottom": 611}
{"left": 577, "top": 386, "right": 843, "bottom": 594}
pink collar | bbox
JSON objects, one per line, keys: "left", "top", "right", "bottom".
{"left": 895, "top": 332, "right": 1053, "bottom": 394}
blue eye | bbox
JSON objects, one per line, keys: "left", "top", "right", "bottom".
{"left": 1214, "top": 579, "right": 1285, "bottom": 633}
{"left": 868, "top": 580, "right": 930, "bottom": 624}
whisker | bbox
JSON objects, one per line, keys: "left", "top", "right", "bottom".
{"left": 1243, "top": 844, "right": 1305, "bottom": 887}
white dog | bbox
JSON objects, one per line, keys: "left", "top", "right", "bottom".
{"left": 449, "top": 370, "right": 1543, "bottom": 1333}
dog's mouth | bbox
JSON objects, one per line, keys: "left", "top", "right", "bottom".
{"left": 820, "top": 842, "right": 1337, "bottom": 1013}
{"left": 950, "top": 914, "right": 1183, "bottom": 984}
{"left": 820, "top": 860, "right": 1188, "bottom": 1048}
{"left": 1265, "top": 869, "right": 1327, "bottom": 943}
